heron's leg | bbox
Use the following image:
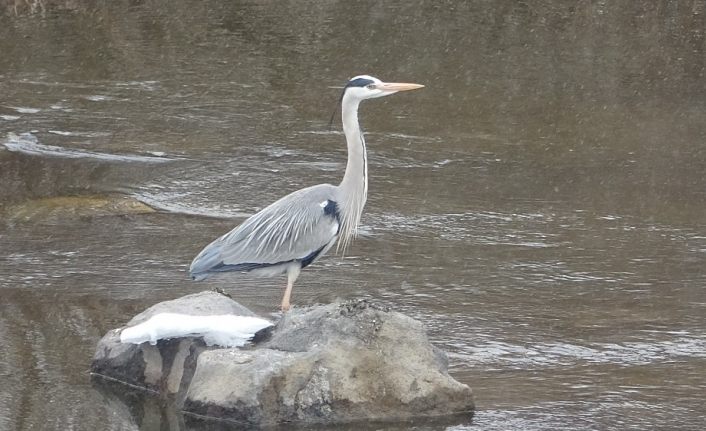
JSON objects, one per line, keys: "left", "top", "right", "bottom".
{"left": 281, "top": 281, "right": 293, "bottom": 312}
{"left": 281, "top": 264, "right": 301, "bottom": 312}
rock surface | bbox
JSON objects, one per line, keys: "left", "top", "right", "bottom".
{"left": 91, "top": 292, "right": 474, "bottom": 427}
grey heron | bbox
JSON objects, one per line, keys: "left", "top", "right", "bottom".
{"left": 189, "top": 75, "right": 424, "bottom": 310}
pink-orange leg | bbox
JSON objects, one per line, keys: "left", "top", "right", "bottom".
{"left": 281, "top": 265, "right": 301, "bottom": 312}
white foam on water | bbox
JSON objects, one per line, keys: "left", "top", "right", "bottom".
{"left": 3, "top": 132, "right": 174, "bottom": 163}
{"left": 8, "top": 106, "right": 40, "bottom": 114}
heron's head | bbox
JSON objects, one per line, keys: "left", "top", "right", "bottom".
{"left": 342, "top": 75, "right": 424, "bottom": 101}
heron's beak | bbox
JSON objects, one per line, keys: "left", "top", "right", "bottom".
{"left": 377, "top": 82, "right": 425, "bottom": 92}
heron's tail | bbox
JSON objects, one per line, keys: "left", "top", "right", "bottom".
{"left": 189, "top": 238, "right": 224, "bottom": 280}
{"left": 190, "top": 271, "right": 209, "bottom": 281}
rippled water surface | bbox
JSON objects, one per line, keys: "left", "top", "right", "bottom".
{"left": 1, "top": 1, "right": 705, "bottom": 430}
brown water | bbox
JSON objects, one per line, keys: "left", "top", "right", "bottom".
{"left": 1, "top": 1, "right": 705, "bottom": 430}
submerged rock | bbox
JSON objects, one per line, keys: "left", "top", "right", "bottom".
{"left": 91, "top": 292, "right": 474, "bottom": 427}
{"left": 3, "top": 194, "right": 155, "bottom": 223}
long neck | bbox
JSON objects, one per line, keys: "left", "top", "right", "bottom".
{"left": 337, "top": 94, "right": 368, "bottom": 251}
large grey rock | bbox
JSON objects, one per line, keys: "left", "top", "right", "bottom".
{"left": 91, "top": 293, "right": 474, "bottom": 427}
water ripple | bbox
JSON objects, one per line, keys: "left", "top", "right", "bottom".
{"left": 3, "top": 132, "right": 175, "bottom": 163}
{"left": 451, "top": 335, "right": 706, "bottom": 369}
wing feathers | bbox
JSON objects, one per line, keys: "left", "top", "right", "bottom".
{"left": 190, "top": 185, "right": 339, "bottom": 277}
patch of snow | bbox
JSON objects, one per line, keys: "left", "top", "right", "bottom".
{"left": 119, "top": 313, "right": 272, "bottom": 347}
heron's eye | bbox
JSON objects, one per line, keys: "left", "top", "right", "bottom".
{"left": 366, "top": 84, "right": 376, "bottom": 90}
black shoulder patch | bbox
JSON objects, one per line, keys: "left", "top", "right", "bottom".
{"left": 323, "top": 199, "right": 339, "bottom": 219}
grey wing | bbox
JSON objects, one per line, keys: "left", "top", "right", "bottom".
{"left": 190, "top": 184, "right": 340, "bottom": 278}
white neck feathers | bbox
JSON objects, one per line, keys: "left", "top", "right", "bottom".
{"left": 337, "top": 93, "right": 368, "bottom": 252}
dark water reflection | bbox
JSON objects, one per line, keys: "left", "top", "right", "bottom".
{"left": 1, "top": 1, "right": 705, "bottom": 430}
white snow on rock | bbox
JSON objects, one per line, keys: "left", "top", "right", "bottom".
{"left": 119, "top": 313, "right": 272, "bottom": 347}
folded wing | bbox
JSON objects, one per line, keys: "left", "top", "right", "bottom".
{"left": 190, "top": 185, "right": 340, "bottom": 279}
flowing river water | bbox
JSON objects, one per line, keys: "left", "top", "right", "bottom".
{"left": 1, "top": 1, "right": 705, "bottom": 430}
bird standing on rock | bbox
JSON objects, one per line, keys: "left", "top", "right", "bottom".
{"left": 190, "top": 75, "right": 424, "bottom": 311}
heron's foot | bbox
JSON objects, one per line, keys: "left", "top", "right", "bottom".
{"left": 280, "top": 302, "right": 291, "bottom": 312}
